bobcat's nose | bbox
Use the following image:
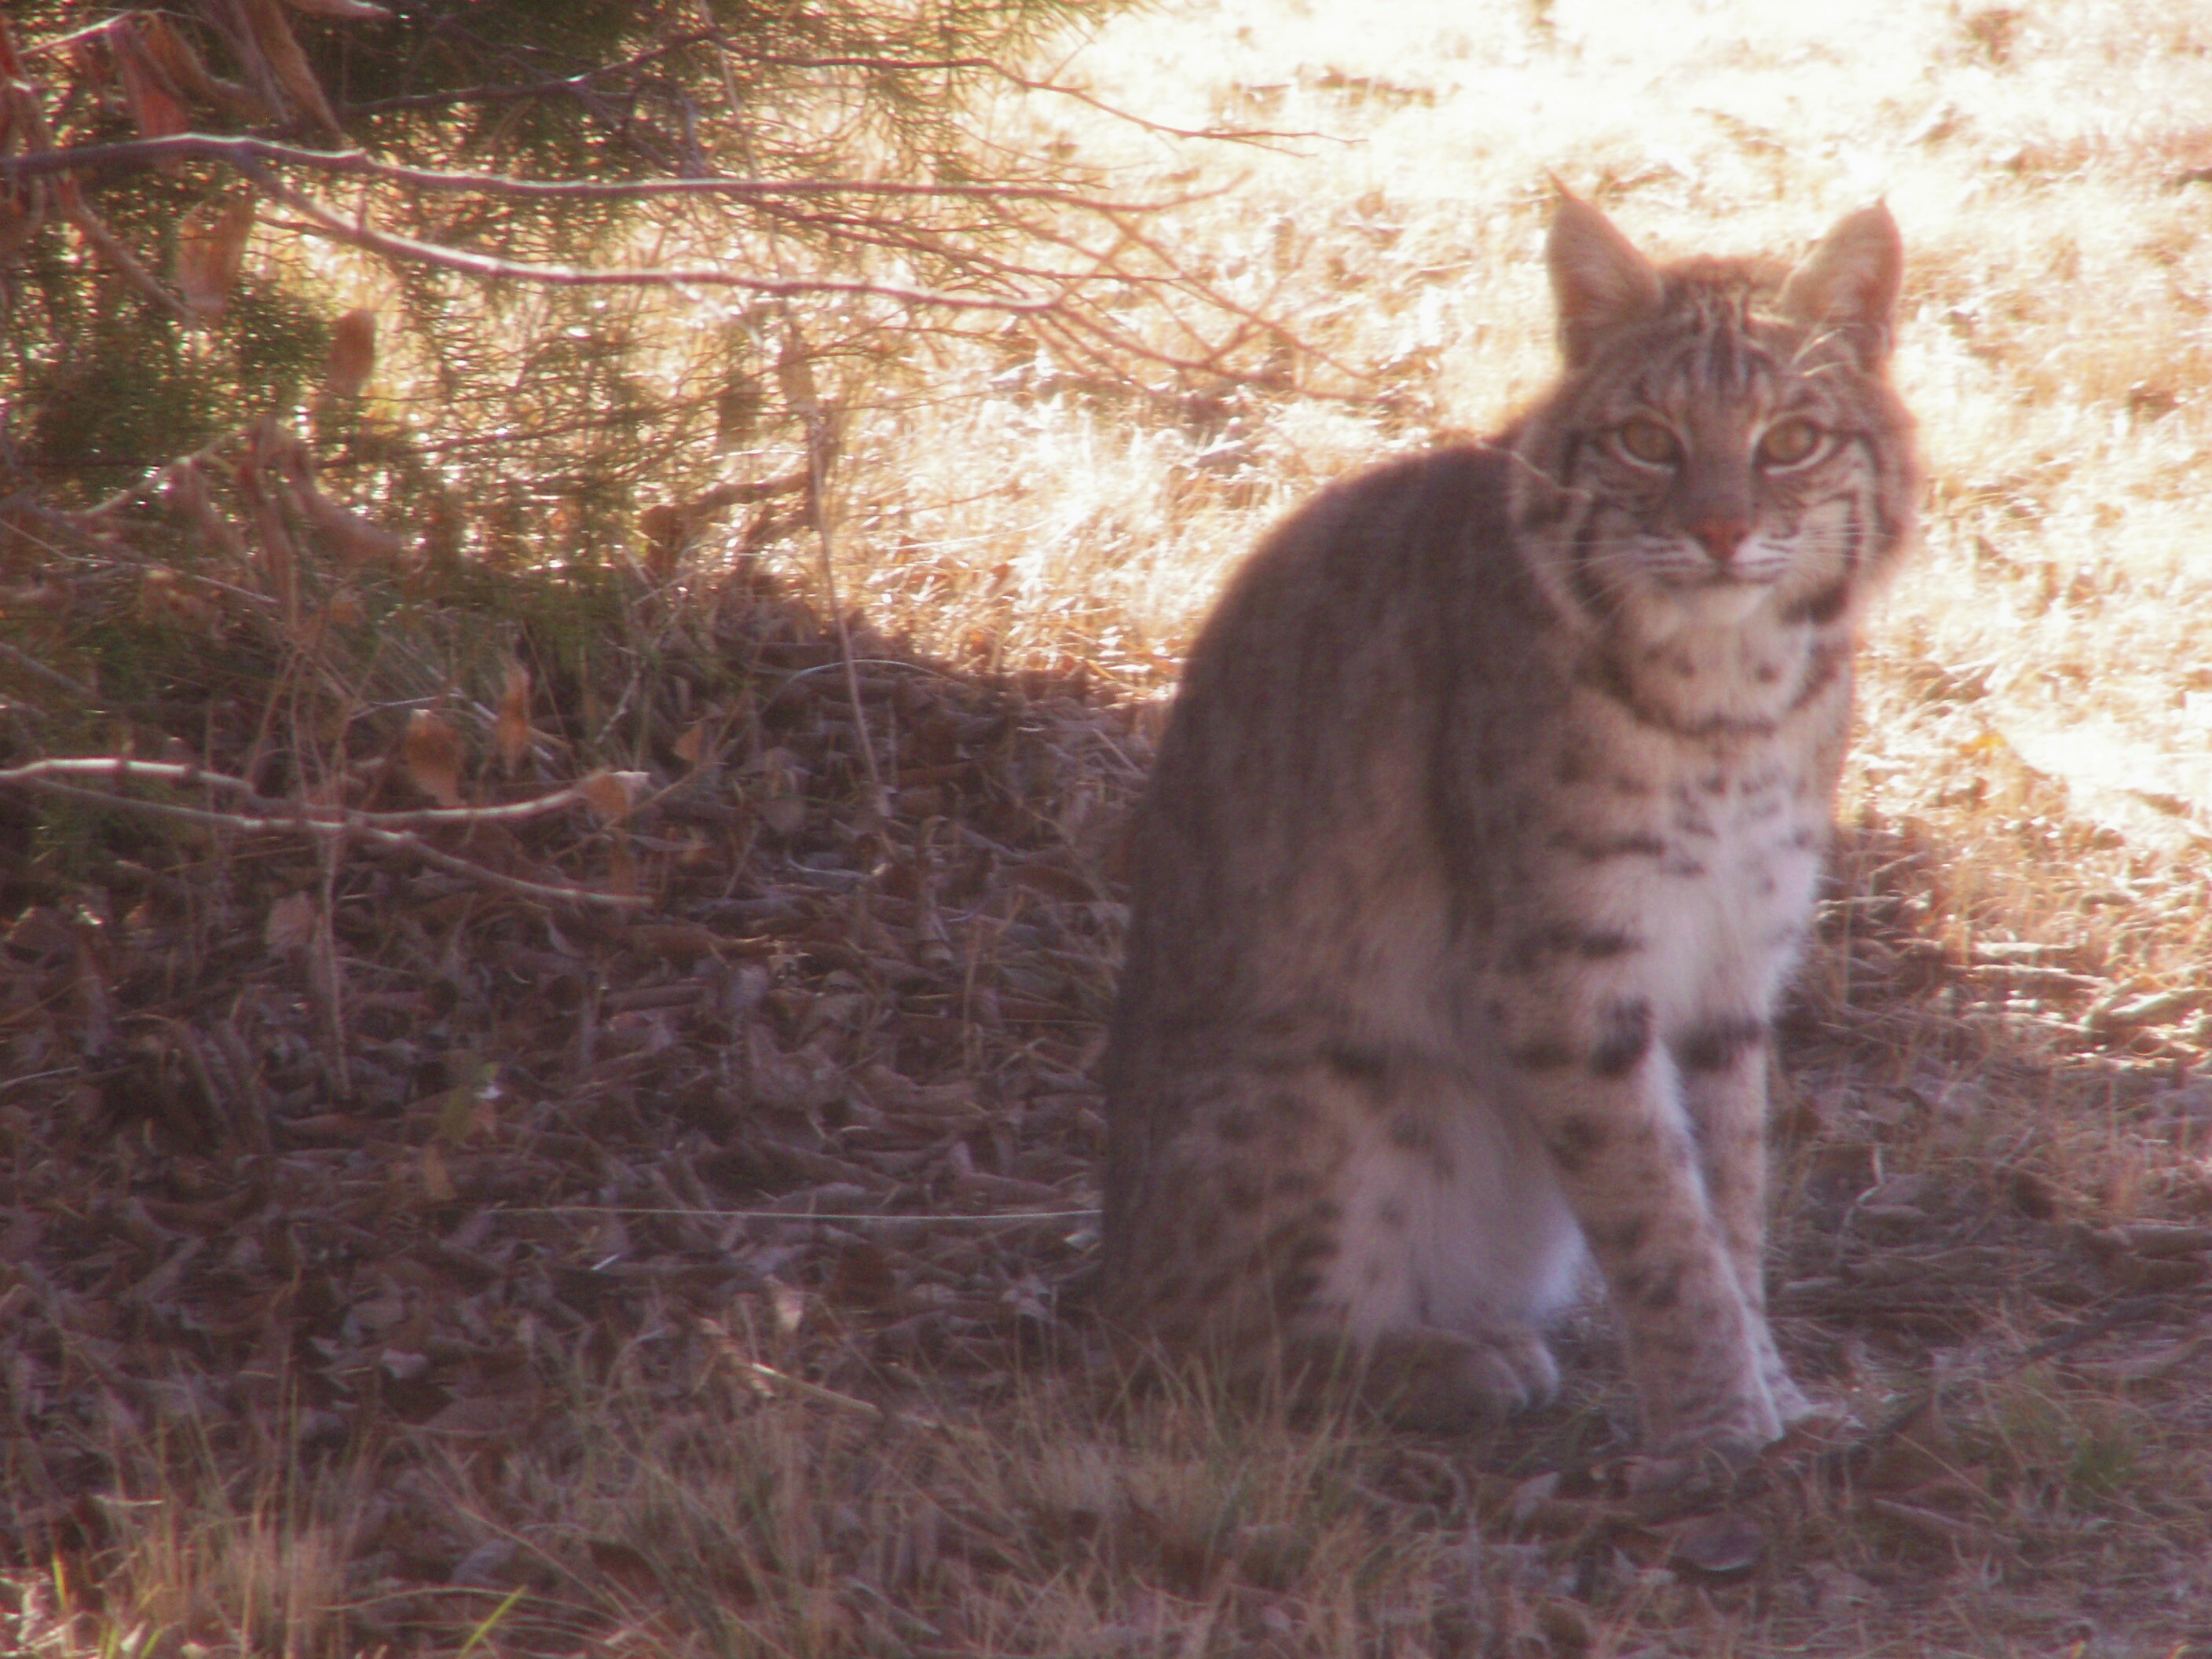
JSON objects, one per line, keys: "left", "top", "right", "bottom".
{"left": 1687, "top": 513, "right": 1750, "bottom": 563}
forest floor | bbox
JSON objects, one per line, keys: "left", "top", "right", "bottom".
{"left": 7, "top": 0, "right": 2212, "bottom": 1654}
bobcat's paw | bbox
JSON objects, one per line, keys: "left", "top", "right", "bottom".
{"left": 1766, "top": 1369, "right": 1818, "bottom": 1429}
{"left": 1357, "top": 1323, "right": 1560, "bottom": 1431}
{"left": 1628, "top": 1382, "right": 1786, "bottom": 1496}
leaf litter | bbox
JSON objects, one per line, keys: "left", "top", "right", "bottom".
{"left": 4, "top": 485, "right": 2212, "bottom": 1656}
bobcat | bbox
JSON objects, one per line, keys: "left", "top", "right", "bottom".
{"left": 1100, "top": 194, "right": 1919, "bottom": 1467}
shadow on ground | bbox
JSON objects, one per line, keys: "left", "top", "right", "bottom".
{"left": 3, "top": 560, "right": 2209, "bottom": 1654}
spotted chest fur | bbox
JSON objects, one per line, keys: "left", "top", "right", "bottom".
{"left": 1101, "top": 196, "right": 1921, "bottom": 1463}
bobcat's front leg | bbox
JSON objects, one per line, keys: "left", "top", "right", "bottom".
{"left": 1507, "top": 994, "right": 1779, "bottom": 1459}
{"left": 1674, "top": 1013, "right": 1809, "bottom": 1424}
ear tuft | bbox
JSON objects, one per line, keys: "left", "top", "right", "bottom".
{"left": 1547, "top": 193, "right": 1664, "bottom": 368}
{"left": 1775, "top": 203, "right": 1904, "bottom": 364}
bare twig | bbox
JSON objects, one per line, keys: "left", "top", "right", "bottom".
{"left": 0, "top": 759, "right": 652, "bottom": 908}
{"left": 743, "top": 52, "right": 1329, "bottom": 145}
{"left": 0, "top": 756, "right": 606, "bottom": 826}
{"left": 237, "top": 163, "right": 1071, "bottom": 312}
{"left": 0, "top": 134, "right": 1207, "bottom": 214}
{"left": 778, "top": 331, "right": 885, "bottom": 808}
{"left": 305, "top": 22, "right": 1324, "bottom": 146}
{"left": 521, "top": 1204, "right": 1099, "bottom": 1225}
{"left": 0, "top": 642, "right": 101, "bottom": 704}
{"left": 706, "top": 1328, "right": 988, "bottom": 1443}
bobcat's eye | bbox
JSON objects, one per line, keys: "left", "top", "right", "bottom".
{"left": 1756, "top": 418, "right": 1823, "bottom": 467}
{"left": 1614, "top": 419, "right": 1680, "bottom": 467}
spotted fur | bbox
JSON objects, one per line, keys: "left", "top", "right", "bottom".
{"left": 1101, "top": 196, "right": 1920, "bottom": 1460}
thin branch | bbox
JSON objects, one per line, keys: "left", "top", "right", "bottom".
{"left": 325, "top": 24, "right": 1328, "bottom": 149}
{"left": 3, "top": 770, "right": 649, "bottom": 908}
{"left": 0, "top": 642, "right": 101, "bottom": 704}
{"left": 238, "top": 164, "right": 1072, "bottom": 312}
{"left": 517, "top": 1204, "right": 1098, "bottom": 1225}
{"left": 0, "top": 134, "right": 1205, "bottom": 214}
{"left": 778, "top": 335, "right": 884, "bottom": 808}
{"left": 331, "top": 32, "right": 707, "bottom": 116}
{"left": 743, "top": 53, "right": 1331, "bottom": 145}
{"left": 716, "top": 1346, "right": 989, "bottom": 1444}
{"left": 0, "top": 756, "right": 617, "bottom": 831}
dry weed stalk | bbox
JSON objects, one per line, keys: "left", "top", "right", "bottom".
{"left": 0, "top": 756, "right": 650, "bottom": 907}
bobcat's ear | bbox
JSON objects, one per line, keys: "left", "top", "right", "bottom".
{"left": 1776, "top": 203, "right": 1903, "bottom": 365}
{"left": 1547, "top": 194, "right": 1664, "bottom": 368}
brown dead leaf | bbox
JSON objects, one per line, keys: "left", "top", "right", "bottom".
{"left": 419, "top": 1143, "right": 455, "bottom": 1203}
{"left": 580, "top": 770, "right": 645, "bottom": 826}
{"left": 264, "top": 892, "right": 316, "bottom": 955}
{"left": 436, "top": 1084, "right": 477, "bottom": 1146}
{"left": 672, "top": 718, "right": 712, "bottom": 768}
{"left": 1667, "top": 1511, "right": 1764, "bottom": 1577}
{"left": 717, "top": 375, "right": 764, "bottom": 449}
{"left": 323, "top": 307, "right": 377, "bottom": 399}
{"left": 0, "top": 578, "right": 71, "bottom": 615}
{"left": 1533, "top": 1600, "right": 1596, "bottom": 1654}
{"left": 242, "top": 0, "right": 342, "bottom": 135}
{"left": 0, "top": 174, "right": 47, "bottom": 265}
{"left": 109, "top": 20, "right": 189, "bottom": 153}
{"left": 9, "top": 906, "right": 76, "bottom": 960}
{"left": 287, "top": 468, "right": 408, "bottom": 566}
{"left": 166, "top": 461, "right": 247, "bottom": 566}
{"left": 826, "top": 1241, "right": 901, "bottom": 1312}
{"left": 639, "top": 502, "right": 690, "bottom": 576}
{"left": 405, "top": 709, "right": 467, "bottom": 806}
{"left": 775, "top": 336, "right": 823, "bottom": 419}
{"left": 625, "top": 921, "right": 720, "bottom": 965}
{"left": 1009, "top": 861, "right": 1098, "bottom": 903}
{"left": 586, "top": 1537, "right": 663, "bottom": 1599}
{"left": 138, "top": 567, "right": 220, "bottom": 631}
{"left": 136, "top": 13, "right": 257, "bottom": 119}
{"left": 175, "top": 196, "right": 255, "bottom": 325}
{"left": 495, "top": 661, "right": 532, "bottom": 775}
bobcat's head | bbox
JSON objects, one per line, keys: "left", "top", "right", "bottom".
{"left": 1509, "top": 195, "right": 1921, "bottom": 655}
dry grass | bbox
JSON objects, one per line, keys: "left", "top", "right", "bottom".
{"left": 9, "top": 0, "right": 2212, "bottom": 1654}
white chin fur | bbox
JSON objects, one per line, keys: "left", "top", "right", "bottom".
{"left": 1637, "top": 577, "right": 1770, "bottom": 639}
{"left": 1675, "top": 580, "right": 1770, "bottom": 627}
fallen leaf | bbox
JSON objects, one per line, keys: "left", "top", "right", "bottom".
{"left": 672, "top": 719, "right": 712, "bottom": 767}
{"left": 419, "top": 1143, "right": 455, "bottom": 1202}
{"left": 405, "top": 709, "right": 466, "bottom": 806}
{"left": 165, "top": 460, "right": 247, "bottom": 566}
{"left": 0, "top": 174, "right": 46, "bottom": 263}
{"left": 495, "top": 661, "right": 532, "bottom": 775}
{"left": 287, "top": 467, "right": 407, "bottom": 565}
{"left": 767, "top": 1278, "right": 806, "bottom": 1334}
{"left": 324, "top": 307, "right": 376, "bottom": 398}
{"left": 109, "top": 20, "right": 189, "bottom": 152}
{"left": 136, "top": 14, "right": 244, "bottom": 115}
{"left": 1668, "top": 1511, "right": 1764, "bottom": 1577}
{"left": 243, "top": 0, "right": 342, "bottom": 135}
{"left": 716, "top": 375, "right": 764, "bottom": 448}
{"left": 176, "top": 196, "right": 255, "bottom": 324}
{"left": 264, "top": 892, "right": 316, "bottom": 954}
{"left": 580, "top": 770, "right": 641, "bottom": 825}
